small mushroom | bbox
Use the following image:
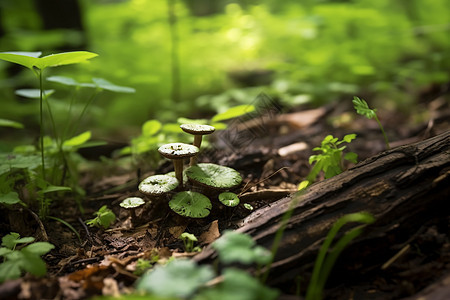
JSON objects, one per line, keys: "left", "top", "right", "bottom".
{"left": 180, "top": 124, "right": 215, "bottom": 165}
{"left": 186, "top": 163, "right": 242, "bottom": 191}
{"left": 158, "top": 143, "right": 199, "bottom": 188}
{"left": 169, "top": 191, "right": 212, "bottom": 218}
{"left": 120, "top": 197, "right": 145, "bottom": 225}
{"left": 138, "top": 174, "right": 179, "bottom": 197}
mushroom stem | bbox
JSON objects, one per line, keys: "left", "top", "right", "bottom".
{"left": 190, "top": 136, "right": 203, "bottom": 166}
{"left": 173, "top": 159, "right": 184, "bottom": 188}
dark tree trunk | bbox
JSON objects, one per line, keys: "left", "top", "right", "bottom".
{"left": 195, "top": 130, "right": 450, "bottom": 299}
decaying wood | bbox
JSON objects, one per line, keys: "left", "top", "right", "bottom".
{"left": 195, "top": 130, "right": 450, "bottom": 297}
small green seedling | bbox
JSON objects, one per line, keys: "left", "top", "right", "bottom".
{"left": 0, "top": 51, "right": 98, "bottom": 179}
{"left": 179, "top": 232, "right": 201, "bottom": 253}
{"left": 243, "top": 203, "right": 254, "bottom": 211}
{"left": 352, "top": 96, "right": 390, "bottom": 149}
{"left": 305, "top": 212, "right": 375, "bottom": 300}
{"left": 0, "top": 232, "right": 54, "bottom": 283}
{"left": 86, "top": 205, "right": 116, "bottom": 229}
{"left": 133, "top": 258, "right": 153, "bottom": 276}
{"left": 299, "top": 134, "right": 357, "bottom": 190}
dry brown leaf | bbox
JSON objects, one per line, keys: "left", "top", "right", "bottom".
{"left": 199, "top": 220, "right": 220, "bottom": 245}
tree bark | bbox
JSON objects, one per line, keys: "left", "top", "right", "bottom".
{"left": 195, "top": 130, "right": 450, "bottom": 297}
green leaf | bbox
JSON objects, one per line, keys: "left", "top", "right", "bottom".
{"left": 177, "top": 117, "right": 208, "bottom": 125}
{"left": 352, "top": 96, "right": 376, "bottom": 119}
{"left": 342, "top": 134, "right": 357, "bottom": 143}
{"left": 92, "top": 78, "right": 135, "bottom": 93}
{"left": 47, "top": 75, "right": 79, "bottom": 86}
{"left": 298, "top": 180, "right": 310, "bottom": 191}
{"left": 243, "top": 203, "right": 253, "bottom": 210}
{"left": 22, "top": 242, "right": 54, "bottom": 256}
{"left": 34, "top": 51, "right": 98, "bottom": 70}
{"left": 20, "top": 252, "right": 47, "bottom": 277}
{"left": 196, "top": 268, "right": 279, "bottom": 300}
{"left": 142, "top": 120, "right": 162, "bottom": 136}
{"left": 41, "top": 185, "right": 71, "bottom": 194}
{"left": 218, "top": 192, "right": 240, "bottom": 207}
{"left": 211, "top": 104, "right": 255, "bottom": 122}
{"left": 15, "top": 89, "right": 55, "bottom": 99}
{"left": 169, "top": 191, "right": 212, "bottom": 218}
{"left": 2, "top": 233, "right": 20, "bottom": 249}
{"left": 136, "top": 259, "right": 214, "bottom": 298}
{"left": 63, "top": 131, "right": 91, "bottom": 148}
{"left": 0, "top": 247, "right": 12, "bottom": 257}
{"left": 0, "top": 192, "right": 22, "bottom": 205}
{"left": 0, "top": 51, "right": 42, "bottom": 70}
{"left": 212, "top": 231, "right": 271, "bottom": 265}
{"left": 344, "top": 152, "right": 358, "bottom": 164}
{"left": 0, "top": 118, "right": 24, "bottom": 129}
{"left": 0, "top": 260, "right": 22, "bottom": 283}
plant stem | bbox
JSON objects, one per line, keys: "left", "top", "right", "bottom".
{"left": 374, "top": 115, "right": 390, "bottom": 150}
{"left": 39, "top": 70, "right": 46, "bottom": 180}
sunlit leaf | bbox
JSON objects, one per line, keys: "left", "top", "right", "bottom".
{"left": 34, "top": 51, "right": 98, "bottom": 70}
{"left": 211, "top": 104, "right": 255, "bottom": 122}
{"left": 63, "top": 131, "right": 91, "bottom": 148}
{"left": 142, "top": 120, "right": 162, "bottom": 136}
{"left": 0, "top": 119, "right": 24, "bottom": 129}
{"left": 0, "top": 52, "right": 41, "bottom": 70}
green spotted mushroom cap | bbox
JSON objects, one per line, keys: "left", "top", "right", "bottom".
{"left": 138, "top": 174, "right": 179, "bottom": 196}
{"left": 169, "top": 191, "right": 212, "bottom": 218}
{"left": 120, "top": 197, "right": 145, "bottom": 209}
{"left": 186, "top": 163, "right": 242, "bottom": 190}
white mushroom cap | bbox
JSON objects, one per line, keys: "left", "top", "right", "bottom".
{"left": 139, "top": 174, "right": 179, "bottom": 196}
{"left": 180, "top": 124, "right": 215, "bottom": 135}
{"left": 158, "top": 143, "right": 199, "bottom": 159}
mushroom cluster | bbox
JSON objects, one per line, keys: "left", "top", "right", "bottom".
{"left": 135, "top": 123, "right": 243, "bottom": 220}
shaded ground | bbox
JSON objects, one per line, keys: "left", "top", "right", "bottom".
{"left": 0, "top": 93, "right": 449, "bottom": 299}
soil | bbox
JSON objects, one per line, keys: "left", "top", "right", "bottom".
{"left": 0, "top": 94, "right": 449, "bottom": 300}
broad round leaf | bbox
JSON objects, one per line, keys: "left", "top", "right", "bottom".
{"left": 218, "top": 192, "right": 240, "bottom": 207}
{"left": 47, "top": 75, "right": 79, "bottom": 86}
{"left": 169, "top": 191, "right": 211, "bottom": 218}
{"left": 186, "top": 163, "right": 242, "bottom": 190}
{"left": 0, "top": 192, "right": 22, "bottom": 205}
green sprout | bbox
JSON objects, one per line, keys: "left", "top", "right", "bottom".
{"left": 0, "top": 51, "right": 98, "bottom": 179}
{"left": 179, "top": 232, "right": 201, "bottom": 253}
{"left": 86, "top": 205, "right": 116, "bottom": 229}
{"left": 352, "top": 96, "right": 390, "bottom": 150}
{"left": 299, "top": 134, "right": 357, "bottom": 190}
{"left": 305, "top": 212, "right": 375, "bottom": 300}
{"left": 0, "top": 232, "right": 54, "bottom": 283}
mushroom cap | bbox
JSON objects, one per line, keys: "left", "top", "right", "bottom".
{"left": 120, "top": 197, "right": 145, "bottom": 209}
{"left": 138, "top": 174, "right": 179, "bottom": 196}
{"left": 186, "top": 163, "right": 242, "bottom": 190}
{"left": 158, "top": 143, "right": 199, "bottom": 159}
{"left": 180, "top": 124, "right": 215, "bottom": 135}
{"left": 169, "top": 191, "right": 212, "bottom": 218}
{"left": 218, "top": 192, "right": 240, "bottom": 207}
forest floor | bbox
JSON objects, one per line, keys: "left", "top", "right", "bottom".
{"left": 1, "top": 93, "right": 449, "bottom": 300}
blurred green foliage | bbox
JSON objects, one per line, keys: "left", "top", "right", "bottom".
{"left": 1, "top": 0, "right": 449, "bottom": 141}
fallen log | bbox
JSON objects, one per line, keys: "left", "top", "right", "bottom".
{"left": 195, "top": 130, "right": 450, "bottom": 298}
